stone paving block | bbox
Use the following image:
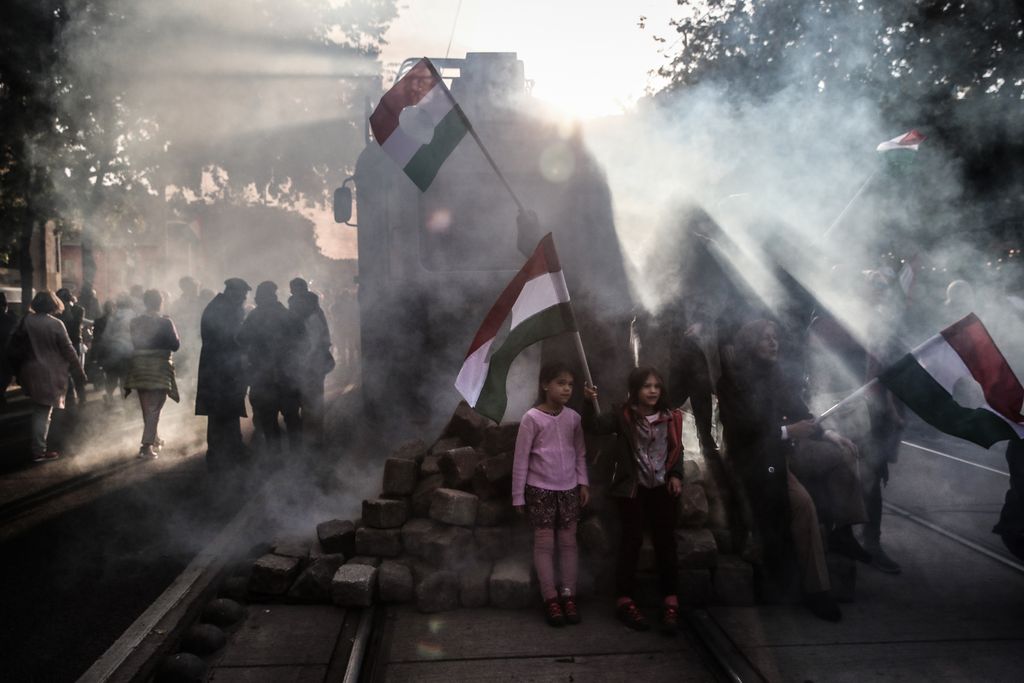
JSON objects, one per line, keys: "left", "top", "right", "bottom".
{"left": 429, "top": 488, "right": 479, "bottom": 526}
{"left": 489, "top": 556, "right": 534, "bottom": 608}
{"left": 439, "top": 447, "right": 484, "bottom": 489}
{"left": 401, "top": 518, "right": 441, "bottom": 557}
{"left": 362, "top": 498, "right": 409, "bottom": 529}
{"left": 676, "top": 528, "right": 718, "bottom": 569}
{"left": 578, "top": 515, "right": 611, "bottom": 556}
{"left": 482, "top": 422, "right": 519, "bottom": 455}
{"left": 416, "top": 569, "right": 461, "bottom": 613}
{"left": 473, "top": 454, "right": 514, "bottom": 499}
{"left": 421, "top": 524, "right": 474, "bottom": 567}
{"left": 391, "top": 438, "right": 428, "bottom": 462}
{"left": 355, "top": 527, "right": 402, "bottom": 557}
{"left": 460, "top": 560, "right": 492, "bottom": 607}
{"left": 679, "top": 568, "right": 714, "bottom": 606}
{"left": 250, "top": 554, "right": 301, "bottom": 595}
{"left": 157, "top": 653, "right": 207, "bottom": 682}
{"left": 383, "top": 458, "right": 420, "bottom": 496}
{"left": 474, "top": 525, "right": 513, "bottom": 560}
{"left": 443, "top": 401, "right": 493, "bottom": 447}
{"left": 476, "top": 498, "right": 512, "bottom": 526}
{"left": 346, "top": 556, "right": 382, "bottom": 568}
{"left": 271, "top": 537, "right": 311, "bottom": 561}
{"left": 419, "top": 455, "right": 441, "bottom": 478}
{"left": 181, "top": 623, "right": 226, "bottom": 656}
{"left": 411, "top": 474, "right": 444, "bottom": 517}
{"left": 202, "top": 598, "right": 245, "bottom": 628}
{"left": 287, "top": 554, "right": 346, "bottom": 603}
{"left": 378, "top": 560, "right": 414, "bottom": 603}
{"left": 430, "top": 436, "right": 464, "bottom": 455}
{"left": 677, "top": 483, "right": 709, "bottom": 528}
{"left": 331, "top": 564, "right": 377, "bottom": 607}
{"left": 316, "top": 519, "right": 355, "bottom": 557}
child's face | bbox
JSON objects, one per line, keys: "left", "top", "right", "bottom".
{"left": 544, "top": 372, "right": 574, "bottom": 406}
{"left": 638, "top": 374, "right": 662, "bottom": 409}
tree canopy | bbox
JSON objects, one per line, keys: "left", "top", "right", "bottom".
{"left": 1, "top": 0, "right": 398, "bottom": 276}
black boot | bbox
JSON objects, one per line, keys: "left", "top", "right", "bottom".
{"left": 804, "top": 591, "right": 842, "bottom": 622}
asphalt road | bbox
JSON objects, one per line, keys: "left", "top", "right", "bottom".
{"left": 883, "top": 416, "right": 1015, "bottom": 563}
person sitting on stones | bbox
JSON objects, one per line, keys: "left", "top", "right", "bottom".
{"left": 717, "top": 318, "right": 856, "bottom": 622}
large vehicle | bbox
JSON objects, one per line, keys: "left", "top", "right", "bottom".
{"left": 338, "top": 53, "right": 634, "bottom": 422}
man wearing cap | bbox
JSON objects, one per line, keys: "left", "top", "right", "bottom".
{"left": 196, "top": 278, "right": 250, "bottom": 472}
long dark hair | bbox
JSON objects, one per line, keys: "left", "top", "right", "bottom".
{"left": 536, "top": 361, "right": 575, "bottom": 405}
{"left": 626, "top": 366, "right": 670, "bottom": 413}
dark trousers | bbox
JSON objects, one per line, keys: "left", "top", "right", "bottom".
{"left": 299, "top": 378, "right": 324, "bottom": 447}
{"left": 616, "top": 484, "right": 678, "bottom": 599}
{"left": 252, "top": 384, "right": 302, "bottom": 454}
{"left": 206, "top": 414, "right": 243, "bottom": 471}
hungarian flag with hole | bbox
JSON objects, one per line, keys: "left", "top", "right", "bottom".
{"left": 369, "top": 58, "right": 468, "bottom": 191}
{"left": 455, "top": 234, "right": 577, "bottom": 422}
{"left": 879, "top": 313, "right": 1024, "bottom": 447}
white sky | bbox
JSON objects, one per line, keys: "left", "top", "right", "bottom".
{"left": 379, "top": 1, "right": 680, "bottom": 119}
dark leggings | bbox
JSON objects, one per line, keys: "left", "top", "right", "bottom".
{"left": 616, "top": 484, "right": 678, "bottom": 599}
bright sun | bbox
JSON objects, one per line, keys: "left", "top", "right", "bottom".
{"left": 379, "top": 1, "right": 675, "bottom": 121}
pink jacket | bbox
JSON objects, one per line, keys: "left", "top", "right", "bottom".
{"left": 511, "top": 407, "right": 589, "bottom": 506}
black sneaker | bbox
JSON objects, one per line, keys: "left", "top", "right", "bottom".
{"left": 616, "top": 601, "right": 650, "bottom": 631}
{"left": 804, "top": 591, "right": 842, "bottom": 622}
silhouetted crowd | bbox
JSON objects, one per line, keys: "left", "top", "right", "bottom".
{"left": 0, "top": 275, "right": 357, "bottom": 469}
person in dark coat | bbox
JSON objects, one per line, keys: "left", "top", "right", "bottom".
{"left": 237, "top": 281, "right": 301, "bottom": 456}
{"left": 288, "top": 278, "right": 333, "bottom": 447}
{"left": 196, "top": 278, "right": 250, "bottom": 471}
{"left": 0, "top": 292, "right": 20, "bottom": 406}
{"left": 717, "top": 319, "right": 851, "bottom": 622}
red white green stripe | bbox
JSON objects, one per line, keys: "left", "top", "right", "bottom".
{"left": 455, "top": 234, "right": 577, "bottom": 421}
{"left": 880, "top": 313, "right": 1024, "bottom": 447}
{"left": 369, "top": 58, "right": 468, "bottom": 191}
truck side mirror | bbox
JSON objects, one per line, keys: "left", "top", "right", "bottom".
{"left": 333, "top": 186, "right": 353, "bottom": 224}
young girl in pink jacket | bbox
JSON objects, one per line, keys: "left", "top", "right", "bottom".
{"left": 512, "top": 362, "right": 590, "bottom": 627}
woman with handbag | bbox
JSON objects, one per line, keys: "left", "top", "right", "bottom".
{"left": 15, "top": 291, "right": 87, "bottom": 462}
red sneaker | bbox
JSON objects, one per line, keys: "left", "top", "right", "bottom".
{"left": 661, "top": 603, "right": 680, "bottom": 635}
{"left": 545, "top": 598, "right": 565, "bottom": 627}
{"left": 561, "top": 596, "right": 581, "bottom": 625}
{"left": 616, "top": 600, "right": 650, "bottom": 631}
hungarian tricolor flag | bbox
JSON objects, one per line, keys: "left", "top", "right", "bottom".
{"left": 876, "top": 129, "right": 925, "bottom": 175}
{"left": 880, "top": 313, "right": 1024, "bottom": 447}
{"left": 455, "top": 234, "right": 577, "bottom": 422}
{"left": 876, "top": 129, "right": 926, "bottom": 153}
{"left": 369, "top": 58, "right": 468, "bottom": 191}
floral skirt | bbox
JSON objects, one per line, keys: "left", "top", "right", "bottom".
{"left": 524, "top": 484, "right": 580, "bottom": 530}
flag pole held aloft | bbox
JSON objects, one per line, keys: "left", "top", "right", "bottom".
{"left": 818, "top": 313, "right": 1024, "bottom": 448}
{"left": 422, "top": 59, "right": 526, "bottom": 213}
